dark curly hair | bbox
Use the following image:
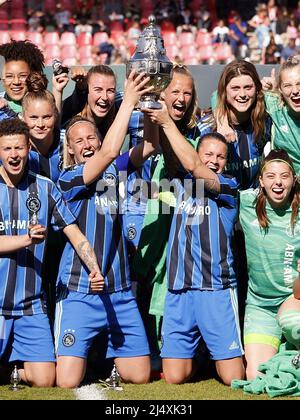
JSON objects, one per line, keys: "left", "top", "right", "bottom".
{"left": 0, "top": 40, "right": 44, "bottom": 73}
{"left": 0, "top": 118, "right": 30, "bottom": 141}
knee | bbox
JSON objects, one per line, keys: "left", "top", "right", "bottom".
{"left": 28, "top": 374, "right": 56, "bottom": 388}
{"left": 217, "top": 362, "right": 245, "bottom": 385}
{"left": 219, "top": 370, "right": 244, "bottom": 386}
{"left": 245, "top": 366, "right": 259, "bottom": 381}
{"left": 56, "top": 376, "right": 81, "bottom": 388}
{"left": 163, "top": 370, "right": 188, "bottom": 384}
{"left": 122, "top": 370, "right": 150, "bottom": 384}
{"left": 25, "top": 371, "right": 55, "bottom": 388}
{"left": 278, "top": 310, "right": 300, "bottom": 349}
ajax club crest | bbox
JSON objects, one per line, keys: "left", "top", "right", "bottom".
{"left": 26, "top": 192, "right": 41, "bottom": 225}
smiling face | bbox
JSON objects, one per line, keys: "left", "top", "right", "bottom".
{"left": 2, "top": 60, "right": 30, "bottom": 102}
{"left": 0, "top": 134, "right": 29, "bottom": 184}
{"left": 259, "top": 161, "right": 295, "bottom": 208}
{"left": 197, "top": 138, "right": 227, "bottom": 173}
{"left": 161, "top": 73, "right": 194, "bottom": 121}
{"left": 87, "top": 73, "right": 116, "bottom": 119}
{"left": 226, "top": 74, "right": 256, "bottom": 117}
{"left": 279, "top": 67, "right": 300, "bottom": 116}
{"left": 22, "top": 98, "right": 56, "bottom": 142}
{"left": 67, "top": 121, "right": 101, "bottom": 164}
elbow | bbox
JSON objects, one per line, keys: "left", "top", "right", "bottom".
{"left": 106, "top": 148, "right": 121, "bottom": 162}
{"left": 184, "top": 159, "right": 198, "bottom": 174}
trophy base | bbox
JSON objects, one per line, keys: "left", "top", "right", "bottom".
{"left": 137, "top": 99, "right": 162, "bottom": 110}
{"left": 10, "top": 385, "right": 23, "bottom": 391}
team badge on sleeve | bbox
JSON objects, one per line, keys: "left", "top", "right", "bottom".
{"left": 104, "top": 173, "right": 117, "bottom": 186}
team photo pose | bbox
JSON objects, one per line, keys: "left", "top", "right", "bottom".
{"left": 144, "top": 103, "right": 244, "bottom": 385}
{"left": 0, "top": 118, "right": 103, "bottom": 387}
{"left": 55, "top": 71, "right": 159, "bottom": 388}
{"left": 239, "top": 149, "right": 300, "bottom": 379}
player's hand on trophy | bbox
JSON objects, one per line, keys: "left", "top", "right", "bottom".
{"left": 141, "top": 100, "right": 172, "bottom": 129}
{"left": 52, "top": 73, "right": 69, "bottom": 93}
{"left": 123, "top": 70, "right": 153, "bottom": 108}
{"left": 28, "top": 224, "right": 47, "bottom": 244}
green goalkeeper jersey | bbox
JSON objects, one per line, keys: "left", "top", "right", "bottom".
{"left": 239, "top": 188, "right": 300, "bottom": 309}
{"left": 264, "top": 91, "right": 300, "bottom": 176}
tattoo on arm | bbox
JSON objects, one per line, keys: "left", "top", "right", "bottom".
{"left": 76, "top": 240, "right": 98, "bottom": 272}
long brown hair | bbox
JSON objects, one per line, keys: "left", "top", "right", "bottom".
{"left": 255, "top": 149, "right": 300, "bottom": 230}
{"left": 216, "top": 59, "right": 266, "bottom": 144}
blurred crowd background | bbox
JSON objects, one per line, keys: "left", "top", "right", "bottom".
{"left": 1, "top": 0, "right": 300, "bottom": 66}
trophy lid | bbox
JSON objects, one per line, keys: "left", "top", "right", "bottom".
{"left": 130, "top": 15, "right": 170, "bottom": 61}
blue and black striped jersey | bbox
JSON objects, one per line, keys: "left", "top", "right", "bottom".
{"left": 0, "top": 169, "right": 76, "bottom": 316}
{"left": 167, "top": 174, "right": 238, "bottom": 291}
{"left": 125, "top": 115, "right": 213, "bottom": 215}
{"left": 202, "top": 115, "right": 272, "bottom": 190}
{"left": 57, "top": 153, "right": 135, "bottom": 294}
{"left": 28, "top": 129, "right": 64, "bottom": 183}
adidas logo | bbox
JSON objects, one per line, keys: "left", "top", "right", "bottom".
{"left": 229, "top": 341, "right": 239, "bottom": 351}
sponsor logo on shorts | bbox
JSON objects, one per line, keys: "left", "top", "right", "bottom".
{"left": 127, "top": 226, "right": 136, "bottom": 240}
{"left": 229, "top": 340, "right": 239, "bottom": 350}
{"left": 62, "top": 330, "right": 76, "bottom": 347}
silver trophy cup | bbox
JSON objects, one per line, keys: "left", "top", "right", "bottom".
{"left": 126, "top": 15, "right": 173, "bottom": 109}
{"left": 10, "top": 365, "right": 21, "bottom": 391}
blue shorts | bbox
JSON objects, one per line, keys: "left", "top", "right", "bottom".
{"left": 161, "top": 288, "right": 244, "bottom": 361}
{"left": 0, "top": 314, "right": 55, "bottom": 363}
{"left": 55, "top": 288, "right": 150, "bottom": 359}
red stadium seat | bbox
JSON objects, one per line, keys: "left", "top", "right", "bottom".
{"left": 11, "top": 9, "right": 26, "bottom": 19}
{"left": 110, "top": 30, "right": 125, "bottom": 42}
{"left": 44, "top": 32, "right": 60, "bottom": 46}
{"left": 196, "top": 31, "right": 212, "bottom": 47}
{"left": 10, "top": 30, "right": 26, "bottom": 41}
{"left": 44, "top": 0, "right": 56, "bottom": 13}
{"left": 79, "top": 56, "right": 94, "bottom": 65}
{"left": 77, "top": 32, "right": 92, "bottom": 47}
{"left": 0, "top": 10, "right": 8, "bottom": 20}
{"left": 165, "top": 44, "right": 180, "bottom": 60}
{"left": 163, "top": 32, "right": 177, "bottom": 46}
{"left": 109, "top": 21, "right": 123, "bottom": 32}
{"left": 184, "top": 57, "right": 199, "bottom": 65}
{"left": 79, "top": 45, "right": 92, "bottom": 59}
{"left": 93, "top": 32, "right": 108, "bottom": 46}
{"left": 61, "top": 44, "right": 78, "bottom": 59}
{"left": 178, "top": 32, "right": 195, "bottom": 47}
{"left": 182, "top": 45, "right": 198, "bottom": 59}
{"left": 0, "top": 31, "right": 10, "bottom": 44}
{"left": 60, "top": 0, "right": 75, "bottom": 12}
{"left": 10, "top": 0, "right": 25, "bottom": 9}
{"left": 26, "top": 32, "right": 44, "bottom": 47}
{"left": 10, "top": 19, "right": 27, "bottom": 31}
{"left": 0, "top": 20, "right": 8, "bottom": 30}
{"left": 214, "top": 43, "right": 233, "bottom": 62}
{"left": 198, "top": 45, "right": 214, "bottom": 63}
{"left": 60, "top": 32, "right": 76, "bottom": 46}
{"left": 62, "top": 57, "right": 77, "bottom": 67}
{"left": 44, "top": 45, "right": 61, "bottom": 61}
